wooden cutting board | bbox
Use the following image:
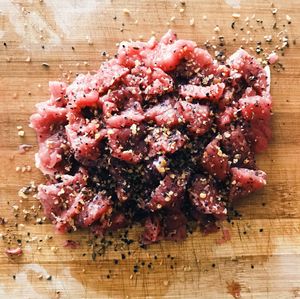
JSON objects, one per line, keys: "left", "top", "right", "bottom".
{"left": 1, "top": 0, "right": 300, "bottom": 298}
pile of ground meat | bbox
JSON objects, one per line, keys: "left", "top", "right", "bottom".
{"left": 30, "top": 31, "right": 271, "bottom": 244}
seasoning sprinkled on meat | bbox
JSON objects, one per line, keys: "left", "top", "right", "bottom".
{"left": 30, "top": 31, "right": 273, "bottom": 244}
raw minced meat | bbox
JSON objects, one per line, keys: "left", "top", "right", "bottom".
{"left": 30, "top": 31, "right": 272, "bottom": 244}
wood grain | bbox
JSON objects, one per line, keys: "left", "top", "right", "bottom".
{"left": 1, "top": 0, "right": 300, "bottom": 298}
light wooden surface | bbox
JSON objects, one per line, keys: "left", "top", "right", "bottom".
{"left": 0, "top": 0, "right": 300, "bottom": 298}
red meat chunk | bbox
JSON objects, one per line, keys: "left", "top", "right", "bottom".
{"left": 146, "top": 172, "right": 189, "bottom": 211}
{"left": 189, "top": 175, "right": 227, "bottom": 219}
{"left": 179, "top": 82, "right": 225, "bottom": 102}
{"left": 221, "top": 127, "right": 256, "bottom": 168}
{"left": 118, "top": 30, "right": 197, "bottom": 72}
{"left": 5, "top": 247, "right": 23, "bottom": 257}
{"left": 106, "top": 102, "right": 144, "bottom": 128}
{"left": 146, "top": 128, "right": 187, "bottom": 157}
{"left": 239, "top": 95, "right": 272, "bottom": 121}
{"left": 100, "top": 86, "right": 142, "bottom": 117}
{"left": 189, "top": 47, "right": 214, "bottom": 69}
{"left": 227, "top": 49, "right": 268, "bottom": 94}
{"left": 141, "top": 215, "right": 163, "bottom": 244}
{"left": 37, "top": 169, "right": 88, "bottom": 232}
{"left": 66, "top": 115, "right": 106, "bottom": 163}
{"left": 35, "top": 131, "right": 70, "bottom": 176}
{"left": 142, "top": 209, "right": 187, "bottom": 244}
{"left": 56, "top": 190, "right": 90, "bottom": 233}
{"left": 107, "top": 126, "right": 147, "bottom": 163}
{"left": 123, "top": 65, "right": 173, "bottom": 95}
{"left": 49, "top": 81, "right": 68, "bottom": 107}
{"left": 90, "top": 212, "right": 128, "bottom": 237}
{"left": 97, "top": 59, "right": 130, "bottom": 94}
{"left": 201, "top": 138, "right": 230, "bottom": 181}
{"left": 229, "top": 167, "right": 267, "bottom": 200}
{"left": 246, "top": 120, "right": 272, "bottom": 153}
{"left": 216, "top": 107, "right": 237, "bottom": 131}
{"left": 76, "top": 192, "right": 112, "bottom": 227}
{"left": 178, "top": 101, "right": 212, "bottom": 135}
{"left": 30, "top": 102, "right": 67, "bottom": 139}
{"left": 145, "top": 98, "right": 181, "bottom": 128}
{"left": 163, "top": 210, "right": 187, "bottom": 241}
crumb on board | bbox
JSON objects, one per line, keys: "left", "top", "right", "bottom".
{"left": 189, "top": 18, "right": 195, "bottom": 26}
{"left": 123, "top": 8, "right": 130, "bottom": 15}
{"left": 232, "top": 13, "right": 240, "bottom": 19}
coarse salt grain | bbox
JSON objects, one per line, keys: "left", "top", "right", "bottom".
{"left": 214, "top": 26, "right": 220, "bottom": 33}
{"left": 286, "top": 15, "right": 292, "bottom": 23}
{"left": 200, "top": 192, "right": 207, "bottom": 199}
{"left": 232, "top": 13, "right": 240, "bottom": 19}
{"left": 123, "top": 8, "right": 130, "bottom": 15}
{"left": 163, "top": 280, "right": 169, "bottom": 286}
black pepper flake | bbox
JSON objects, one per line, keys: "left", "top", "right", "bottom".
{"left": 259, "top": 228, "right": 263, "bottom": 232}
{"left": 3, "top": 42, "right": 7, "bottom": 47}
{"left": 71, "top": 46, "right": 75, "bottom": 51}
{"left": 46, "top": 275, "right": 52, "bottom": 281}
{"left": 114, "top": 259, "right": 119, "bottom": 265}
{"left": 107, "top": 274, "right": 110, "bottom": 279}
{"left": 231, "top": 22, "right": 235, "bottom": 29}
{"left": 212, "top": 263, "right": 216, "bottom": 268}
{"left": 140, "top": 244, "right": 147, "bottom": 249}
{"left": 12, "top": 275, "right": 16, "bottom": 280}
{"left": 121, "top": 253, "right": 126, "bottom": 260}
{"left": 251, "top": 265, "right": 254, "bottom": 269}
